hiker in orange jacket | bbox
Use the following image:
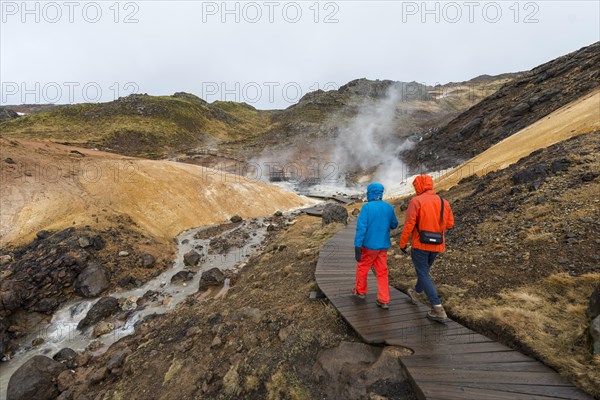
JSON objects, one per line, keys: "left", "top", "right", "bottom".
{"left": 399, "top": 174, "right": 454, "bottom": 323}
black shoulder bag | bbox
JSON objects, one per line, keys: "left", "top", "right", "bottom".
{"left": 417, "top": 195, "right": 445, "bottom": 245}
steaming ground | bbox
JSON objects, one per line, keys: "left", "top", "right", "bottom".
{"left": 249, "top": 84, "right": 419, "bottom": 195}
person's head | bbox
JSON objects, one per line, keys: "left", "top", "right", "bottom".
{"left": 367, "top": 182, "right": 384, "bottom": 201}
{"left": 412, "top": 174, "right": 434, "bottom": 195}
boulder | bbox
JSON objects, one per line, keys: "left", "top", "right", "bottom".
{"left": 198, "top": 268, "right": 225, "bottom": 291}
{"left": 230, "top": 215, "right": 243, "bottom": 223}
{"left": 170, "top": 270, "right": 195, "bottom": 284}
{"left": 140, "top": 253, "right": 156, "bottom": 268}
{"left": 77, "top": 297, "right": 120, "bottom": 331}
{"left": 313, "top": 342, "right": 412, "bottom": 399}
{"left": 74, "top": 263, "right": 110, "bottom": 298}
{"left": 53, "top": 348, "right": 78, "bottom": 369}
{"left": 92, "top": 321, "right": 115, "bottom": 338}
{"left": 78, "top": 237, "right": 90, "bottom": 248}
{"left": 183, "top": 250, "right": 201, "bottom": 267}
{"left": 7, "top": 355, "right": 67, "bottom": 400}
{"left": 510, "top": 102, "right": 530, "bottom": 116}
{"left": 36, "top": 230, "right": 51, "bottom": 240}
{"left": 322, "top": 203, "right": 348, "bottom": 226}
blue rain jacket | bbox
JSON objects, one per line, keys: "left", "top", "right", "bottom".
{"left": 354, "top": 182, "right": 399, "bottom": 250}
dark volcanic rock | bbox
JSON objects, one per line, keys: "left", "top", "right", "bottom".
{"left": 230, "top": 215, "right": 243, "bottom": 223}
{"left": 53, "top": 348, "right": 78, "bottom": 369}
{"left": 74, "top": 263, "right": 110, "bottom": 298}
{"left": 170, "top": 270, "right": 195, "bottom": 284}
{"left": 183, "top": 250, "right": 201, "bottom": 267}
{"left": 140, "top": 253, "right": 156, "bottom": 268}
{"left": 550, "top": 159, "right": 571, "bottom": 174}
{"left": 322, "top": 203, "right": 348, "bottom": 226}
{"left": 7, "top": 355, "right": 67, "bottom": 400}
{"left": 0, "top": 107, "right": 19, "bottom": 121}
{"left": 77, "top": 297, "right": 120, "bottom": 331}
{"left": 36, "top": 230, "right": 51, "bottom": 240}
{"left": 512, "top": 163, "right": 547, "bottom": 185}
{"left": 198, "top": 268, "right": 225, "bottom": 291}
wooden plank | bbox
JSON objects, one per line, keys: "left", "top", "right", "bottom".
{"left": 405, "top": 342, "right": 514, "bottom": 356}
{"left": 443, "top": 382, "right": 594, "bottom": 400}
{"left": 400, "top": 351, "right": 535, "bottom": 366}
{"left": 418, "top": 383, "right": 567, "bottom": 400}
{"left": 409, "top": 369, "right": 574, "bottom": 386}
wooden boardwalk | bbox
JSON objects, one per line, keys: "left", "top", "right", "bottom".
{"left": 315, "top": 222, "right": 592, "bottom": 400}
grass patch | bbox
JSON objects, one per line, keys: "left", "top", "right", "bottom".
{"left": 445, "top": 272, "right": 600, "bottom": 396}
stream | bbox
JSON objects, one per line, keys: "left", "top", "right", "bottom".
{"left": 0, "top": 217, "right": 269, "bottom": 397}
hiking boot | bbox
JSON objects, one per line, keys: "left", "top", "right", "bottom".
{"left": 352, "top": 291, "right": 366, "bottom": 300}
{"left": 406, "top": 288, "right": 421, "bottom": 305}
{"left": 427, "top": 305, "right": 449, "bottom": 323}
{"left": 376, "top": 300, "right": 389, "bottom": 310}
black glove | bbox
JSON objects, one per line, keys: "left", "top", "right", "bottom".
{"left": 400, "top": 247, "right": 408, "bottom": 255}
{"left": 354, "top": 247, "right": 362, "bottom": 262}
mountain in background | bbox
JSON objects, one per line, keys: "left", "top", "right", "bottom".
{"left": 0, "top": 75, "right": 516, "bottom": 162}
{"left": 404, "top": 41, "right": 600, "bottom": 172}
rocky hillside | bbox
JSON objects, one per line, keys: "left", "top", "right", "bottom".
{"left": 1, "top": 75, "right": 515, "bottom": 163}
{"left": 3, "top": 217, "right": 419, "bottom": 400}
{"left": 234, "top": 75, "right": 516, "bottom": 161}
{"left": 0, "top": 93, "right": 272, "bottom": 158}
{"left": 0, "top": 225, "right": 173, "bottom": 361}
{"left": 390, "top": 131, "right": 600, "bottom": 396}
{"left": 405, "top": 41, "right": 600, "bottom": 172}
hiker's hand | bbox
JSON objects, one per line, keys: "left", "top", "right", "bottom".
{"left": 354, "top": 247, "right": 362, "bottom": 262}
{"left": 400, "top": 247, "right": 408, "bottom": 255}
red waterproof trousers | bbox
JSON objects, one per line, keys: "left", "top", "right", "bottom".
{"left": 354, "top": 247, "right": 390, "bottom": 304}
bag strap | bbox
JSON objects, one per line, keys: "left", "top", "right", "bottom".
{"left": 439, "top": 195, "right": 444, "bottom": 226}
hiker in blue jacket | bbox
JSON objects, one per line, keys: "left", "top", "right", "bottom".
{"left": 354, "top": 182, "right": 399, "bottom": 309}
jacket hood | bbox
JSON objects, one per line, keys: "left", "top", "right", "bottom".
{"left": 413, "top": 175, "right": 434, "bottom": 195}
{"left": 367, "top": 182, "right": 384, "bottom": 201}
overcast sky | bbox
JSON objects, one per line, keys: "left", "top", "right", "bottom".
{"left": 1, "top": 1, "right": 598, "bottom": 109}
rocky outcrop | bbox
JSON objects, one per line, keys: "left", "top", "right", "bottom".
{"left": 74, "top": 263, "right": 110, "bottom": 298}
{"left": 0, "top": 106, "right": 19, "bottom": 121}
{"left": 198, "top": 268, "right": 225, "bottom": 291}
{"left": 313, "top": 342, "right": 413, "bottom": 399}
{"left": 321, "top": 203, "right": 348, "bottom": 226}
{"left": 406, "top": 41, "right": 600, "bottom": 171}
{"left": 183, "top": 250, "right": 202, "bottom": 267}
{"left": 77, "top": 297, "right": 121, "bottom": 331}
{"left": 7, "top": 355, "right": 67, "bottom": 400}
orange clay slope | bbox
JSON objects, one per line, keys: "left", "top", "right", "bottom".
{"left": 0, "top": 139, "right": 314, "bottom": 247}
{"left": 435, "top": 89, "right": 600, "bottom": 190}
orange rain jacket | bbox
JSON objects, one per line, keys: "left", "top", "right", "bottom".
{"left": 399, "top": 175, "right": 454, "bottom": 252}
